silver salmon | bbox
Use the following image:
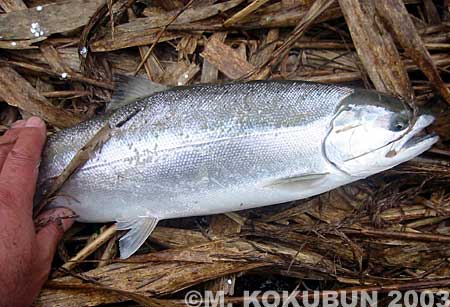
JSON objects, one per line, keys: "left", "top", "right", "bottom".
{"left": 38, "top": 80, "right": 438, "bottom": 258}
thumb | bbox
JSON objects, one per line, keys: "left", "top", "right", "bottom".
{"left": 35, "top": 208, "right": 75, "bottom": 264}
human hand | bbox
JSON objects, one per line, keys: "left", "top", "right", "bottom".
{"left": 0, "top": 117, "right": 75, "bottom": 307}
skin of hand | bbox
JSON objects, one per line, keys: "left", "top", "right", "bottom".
{"left": 0, "top": 117, "right": 75, "bottom": 307}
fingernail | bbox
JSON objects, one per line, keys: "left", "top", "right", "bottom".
{"left": 25, "top": 116, "right": 45, "bottom": 128}
{"left": 11, "top": 120, "right": 25, "bottom": 128}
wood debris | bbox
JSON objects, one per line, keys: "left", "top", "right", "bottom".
{"left": 0, "top": 0, "right": 26, "bottom": 12}
{"left": 338, "top": 0, "right": 413, "bottom": 98}
{"left": 0, "top": 0, "right": 105, "bottom": 40}
{"left": 375, "top": 0, "right": 450, "bottom": 103}
{"left": 201, "top": 35, "right": 255, "bottom": 80}
{"left": 0, "top": 66, "right": 83, "bottom": 127}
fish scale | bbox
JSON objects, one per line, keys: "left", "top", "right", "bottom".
{"left": 37, "top": 80, "right": 437, "bottom": 258}
{"left": 41, "top": 81, "right": 352, "bottom": 189}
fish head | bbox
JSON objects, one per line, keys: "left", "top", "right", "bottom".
{"left": 324, "top": 89, "right": 438, "bottom": 177}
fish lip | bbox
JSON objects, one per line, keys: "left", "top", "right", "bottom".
{"left": 403, "top": 132, "right": 438, "bottom": 149}
{"left": 389, "top": 114, "right": 438, "bottom": 156}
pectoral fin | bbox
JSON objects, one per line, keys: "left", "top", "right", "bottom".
{"left": 263, "top": 173, "right": 329, "bottom": 189}
{"left": 116, "top": 216, "right": 159, "bottom": 259}
{"left": 107, "top": 74, "right": 168, "bottom": 113}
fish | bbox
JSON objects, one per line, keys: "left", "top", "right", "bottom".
{"left": 37, "top": 78, "right": 438, "bottom": 259}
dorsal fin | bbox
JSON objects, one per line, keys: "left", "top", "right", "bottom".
{"left": 107, "top": 74, "right": 168, "bottom": 113}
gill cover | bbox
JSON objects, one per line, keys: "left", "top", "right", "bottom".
{"left": 324, "top": 89, "right": 412, "bottom": 175}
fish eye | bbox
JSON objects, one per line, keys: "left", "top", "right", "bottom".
{"left": 390, "top": 117, "right": 408, "bottom": 132}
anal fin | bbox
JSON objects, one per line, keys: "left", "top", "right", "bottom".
{"left": 116, "top": 216, "right": 159, "bottom": 259}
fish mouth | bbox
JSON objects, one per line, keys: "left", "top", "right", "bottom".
{"left": 388, "top": 114, "right": 439, "bottom": 157}
{"left": 403, "top": 132, "right": 438, "bottom": 148}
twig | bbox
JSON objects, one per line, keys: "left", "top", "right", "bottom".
{"left": 343, "top": 227, "right": 450, "bottom": 243}
{"left": 56, "top": 224, "right": 117, "bottom": 275}
{"left": 242, "top": 0, "right": 335, "bottom": 80}
{"left": 132, "top": 0, "right": 196, "bottom": 75}
{"left": 33, "top": 123, "right": 113, "bottom": 216}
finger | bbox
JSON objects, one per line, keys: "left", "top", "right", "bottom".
{"left": 0, "top": 120, "right": 26, "bottom": 170}
{"left": 10, "top": 119, "right": 26, "bottom": 128}
{"left": 0, "top": 117, "right": 46, "bottom": 207}
{"left": 35, "top": 208, "right": 75, "bottom": 266}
